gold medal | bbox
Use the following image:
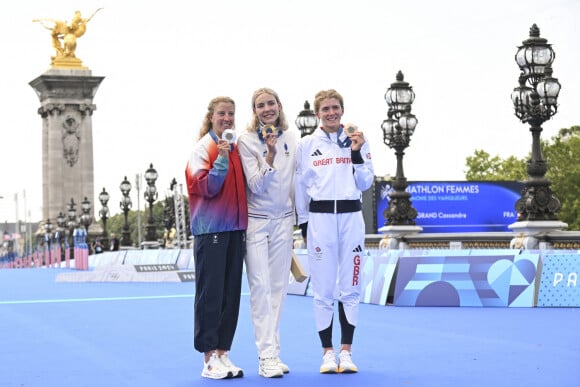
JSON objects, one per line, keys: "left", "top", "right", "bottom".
{"left": 261, "top": 124, "right": 276, "bottom": 138}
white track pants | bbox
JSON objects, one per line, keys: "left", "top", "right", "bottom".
{"left": 245, "top": 215, "right": 294, "bottom": 359}
{"left": 307, "top": 211, "right": 364, "bottom": 331}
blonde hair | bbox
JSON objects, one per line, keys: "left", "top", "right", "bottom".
{"left": 198, "top": 96, "right": 235, "bottom": 139}
{"left": 246, "top": 87, "right": 289, "bottom": 132}
{"left": 313, "top": 89, "right": 344, "bottom": 114}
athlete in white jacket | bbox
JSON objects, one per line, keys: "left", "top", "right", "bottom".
{"left": 237, "top": 88, "right": 298, "bottom": 378}
{"left": 295, "top": 89, "right": 374, "bottom": 374}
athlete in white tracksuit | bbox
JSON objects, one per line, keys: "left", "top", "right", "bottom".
{"left": 237, "top": 88, "right": 298, "bottom": 377}
{"left": 295, "top": 90, "right": 374, "bottom": 370}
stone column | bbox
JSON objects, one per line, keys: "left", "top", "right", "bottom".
{"left": 29, "top": 68, "right": 104, "bottom": 223}
{"left": 509, "top": 220, "right": 568, "bottom": 250}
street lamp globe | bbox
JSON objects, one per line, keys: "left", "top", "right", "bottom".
{"left": 120, "top": 176, "right": 132, "bottom": 196}
{"left": 45, "top": 218, "right": 53, "bottom": 236}
{"left": 81, "top": 196, "right": 91, "bottom": 213}
{"left": 384, "top": 71, "right": 415, "bottom": 116}
{"left": 536, "top": 67, "right": 561, "bottom": 107}
{"left": 56, "top": 212, "right": 66, "bottom": 229}
{"left": 295, "top": 100, "right": 318, "bottom": 138}
{"left": 145, "top": 163, "right": 158, "bottom": 186}
{"left": 67, "top": 198, "right": 77, "bottom": 226}
{"left": 80, "top": 197, "right": 92, "bottom": 230}
{"left": 398, "top": 107, "right": 418, "bottom": 136}
{"left": 515, "top": 24, "right": 555, "bottom": 85}
{"left": 99, "top": 187, "right": 110, "bottom": 207}
{"left": 381, "top": 112, "right": 397, "bottom": 147}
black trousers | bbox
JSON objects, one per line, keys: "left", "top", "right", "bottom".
{"left": 193, "top": 230, "right": 246, "bottom": 353}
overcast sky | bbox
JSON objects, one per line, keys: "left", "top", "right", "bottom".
{"left": 1, "top": 0, "right": 578, "bottom": 224}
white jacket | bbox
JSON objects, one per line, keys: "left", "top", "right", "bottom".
{"left": 295, "top": 127, "right": 374, "bottom": 225}
{"left": 237, "top": 127, "right": 299, "bottom": 220}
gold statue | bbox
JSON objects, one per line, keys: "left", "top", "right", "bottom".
{"left": 33, "top": 9, "right": 102, "bottom": 68}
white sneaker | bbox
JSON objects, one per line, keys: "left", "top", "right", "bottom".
{"left": 275, "top": 357, "right": 290, "bottom": 374}
{"left": 319, "top": 350, "right": 338, "bottom": 374}
{"left": 338, "top": 350, "right": 358, "bottom": 373}
{"left": 201, "top": 353, "right": 232, "bottom": 379}
{"left": 259, "top": 357, "right": 284, "bottom": 378}
{"left": 219, "top": 352, "right": 244, "bottom": 378}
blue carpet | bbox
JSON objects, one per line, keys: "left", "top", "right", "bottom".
{"left": 0, "top": 268, "right": 578, "bottom": 387}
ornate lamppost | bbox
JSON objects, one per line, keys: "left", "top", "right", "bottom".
{"left": 98, "top": 188, "right": 110, "bottom": 238}
{"left": 80, "top": 197, "right": 92, "bottom": 231}
{"left": 511, "top": 24, "right": 562, "bottom": 222}
{"left": 381, "top": 71, "right": 419, "bottom": 226}
{"left": 144, "top": 163, "right": 158, "bottom": 242}
{"left": 79, "top": 197, "right": 92, "bottom": 252}
{"left": 67, "top": 198, "right": 77, "bottom": 259}
{"left": 295, "top": 100, "right": 318, "bottom": 137}
{"left": 44, "top": 218, "right": 53, "bottom": 265}
{"left": 56, "top": 211, "right": 66, "bottom": 261}
{"left": 56, "top": 212, "right": 66, "bottom": 234}
{"left": 120, "top": 176, "right": 133, "bottom": 247}
{"left": 164, "top": 180, "right": 177, "bottom": 237}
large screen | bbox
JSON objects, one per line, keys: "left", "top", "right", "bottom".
{"left": 375, "top": 181, "right": 524, "bottom": 233}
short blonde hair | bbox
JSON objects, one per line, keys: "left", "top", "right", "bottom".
{"left": 313, "top": 89, "right": 344, "bottom": 114}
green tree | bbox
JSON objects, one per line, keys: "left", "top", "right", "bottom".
{"left": 465, "top": 126, "right": 580, "bottom": 230}
{"left": 465, "top": 150, "right": 527, "bottom": 181}
{"left": 542, "top": 126, "right": 580, "bottom": 231}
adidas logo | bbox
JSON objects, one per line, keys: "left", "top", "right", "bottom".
{"left": 311, "top": 149, "right": 322, "bottom": 156}
{"left": 352, "top": 245, "right": 363, "bottom": 253}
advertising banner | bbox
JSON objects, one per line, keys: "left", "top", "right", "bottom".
{"left": 375, "top": 181, "right": 523, "bottom": 233}
{"left": 360, "top": 249, "right": 400, "bottom": 305}
{"left": 537, "top": 253, "right": 580, "bottom": 307}
{"left": 393, "top": 252, "right": 540, "bottom": 307}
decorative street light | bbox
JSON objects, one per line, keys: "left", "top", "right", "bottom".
{"left": 44, "top": 218, "right": 53, "bottom": 237}
{"left": 66, "top": 198, "right": 77, "bottom": 259}
{"left": 78, "top": 197, "right": 92, "bottom": 252}
{"left": 295, "top": 100, "right": 318, "bottom": 138}
{"left": 56, "top": 211, "right": 66, "bottom": 238}
{"left": 67, "top": 198, "right": 77, "bottom": 230}
{"left": 119, "top": 176, "right": 133, "bottom": 247}
{"left": 56, "top": 211, "right": 66, "bottom": 260}
{"left": 144, "top": 163, "right": 158, "bottom": 242}
{"left": 511, "top": 24, "right": 561, "bottom": 221}
{"left": 381, "top": 71, "right": 419, "bottom": 226}
{"left": 98, "top": 187, "right": 110, "bottom": 238}
{"left": 44, "top": 218, "right": 53, "bottom": 264}
{"left": 80, "top": 197, "right": 92, "bottom": 231}
{"left": 164, "top": 179, "right": 177, "bottom": 233}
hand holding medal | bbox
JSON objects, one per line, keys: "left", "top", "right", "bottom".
{"left": 261, "top": 124, "right": 278, "bottom": 166}
{"left": 344, "top": 123, "right": 364, "bottom": 151}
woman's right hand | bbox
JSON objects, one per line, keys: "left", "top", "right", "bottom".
{"left": 217, "top": 139, "right": 230, "bottom": 158}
